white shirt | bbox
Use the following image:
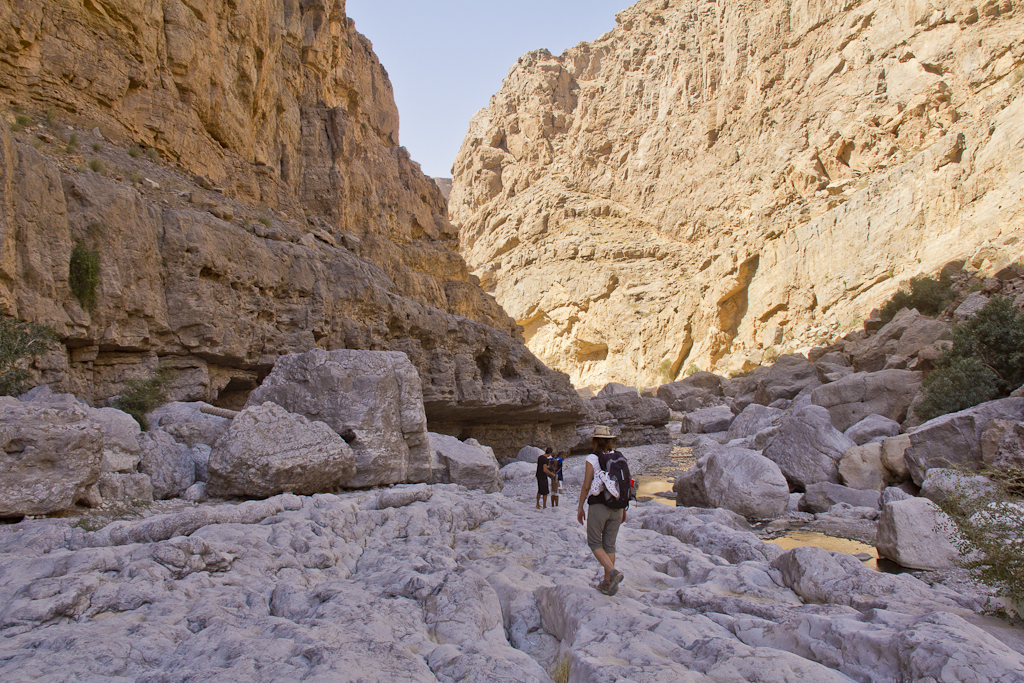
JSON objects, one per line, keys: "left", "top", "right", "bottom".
{"left": 587, "top": 453, "right": 610, "bottom": 498}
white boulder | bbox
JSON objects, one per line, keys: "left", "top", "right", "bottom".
{"left": 245, "top": 349, "right": 431, "bottom": 487}
{"left": 0, "top": 397, "right": 104, "bottom": 516}
{"left": 428, "top": 433, "right": 502, "bottom": 493}
{"left": 876, "top": 497, "right": 960, "bottom": 570}
{"left": 703, "top": 447, "right": 789, "bottom": 519}
{"left": 207, "top": 402, "right": 356, "bottom": 498}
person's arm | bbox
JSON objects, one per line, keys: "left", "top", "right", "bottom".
{"left": 577, "top": 461, "right": 594, "bottom": 524}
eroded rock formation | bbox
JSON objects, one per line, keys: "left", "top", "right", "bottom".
{"left": 0, "top": 0, "right": 583, "bottom": 448}
{"left": 451, "top": 0, "right": 1024, "bottom": 388}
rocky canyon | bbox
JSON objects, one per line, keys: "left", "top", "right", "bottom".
{"left": 0, "top": 0, "right": 583, "bottom": 455}
{"left": 451, "top": 0, "right": 1024, "bottom": 389}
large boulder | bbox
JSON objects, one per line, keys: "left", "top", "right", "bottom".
{"left": 725, "top": 404, "right": 783, "bottom": 441}
{"left": 799, "top": 482, "right": 880, "bottom": 513}
{"left": 681, "top": 404, "right": 735, "bottom": 434}
{"left": 428, "top": 433, "right": 502, "bottom": 493}
{"left": 0, "top": 397, "right": 104, "bottom": 516}
{"left": 146, "top": 402, "right": 232, "bottom": 449}
{"left": 763, "top": 406, "right": 856, "bottom": 491}
{"left": 880, "top": 486, "right": 914, "bottom": 506}
{"left": 876, "top": 498, "right": 960, "bottom": 570}
{"left": 656, "top": 372, "right": 724, "bottom": 412}
{"left": 903, "top": 398, "right": 1024, "bottom": 485}
{"left": 139, "top": 429, "right": 196, "bottom": 499}
{"left": 880, "top": 434, "right": 913, "bottom": 482}
{"left": 981, "top": 419, "right": 1024, "bottom": 470}
{"left": 703, "top": 448, "right": 789, "bottom": 519}
{"left": 516, "top": 445, "right": 545, "bottom": 464}
{"left": 597, "top": 382, "right": 638, "bottom": 398}
{"left": 584, "top": 392, "right": 670, "bottom": 447}
{"left": 953, "top": 292, "right": 990, "bottom": 324}
{"left": 96, "top": 473, "right": 154, "bottom": 505}
{"left": 93, "top": 407, "right": 144, "bottom": 473}
{"left": 208, "top": 402, "right": 356, "bottom": 498}
{"left": 810, "top": 370, "right": 923, "bottom": 432}
{"left": 839, "top": 442, "right": 888, "bottom": 491}
{"left": 673, "top": 466, "right": 709, "bottom": 508}
{"left": 246, "top": 349, "right": 431, "bottom": 488}
{"left": 751, "top": 355, "right": 819, "bottom": 406}
{"left": 847, "top": 309, "right": 951, "bottom": 373}
{"left": 844, "top": 414, "right": 901, "bottom": 445}
{"left": 500, "top": 461, "right": 535, "bottom": 481}
{"left": 814, "top": 350, "right": 854, "bottom": 383}
{"left": 919, "top": 468, "right": 993, "bottom": 506}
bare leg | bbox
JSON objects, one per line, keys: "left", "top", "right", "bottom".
{"left": 592, "top": 548, "right": 616, "bottom": 581}
{"left": 543, "top": 494, "right": 548, "bottom": 508}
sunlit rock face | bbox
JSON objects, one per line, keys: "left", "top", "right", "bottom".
{"left": 451, "top": 0, "right": 1024, "bottom": 389}
{"left": 0, "top": 0, "right": 583, "bottom": 443}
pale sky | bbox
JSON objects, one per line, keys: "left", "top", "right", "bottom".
{"left": 345, "top": 0, "right": 632, "bottom": 178}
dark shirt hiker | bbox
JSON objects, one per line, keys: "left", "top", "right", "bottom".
{"left": 536, "top": 447, "right": 554, "bottom": 508}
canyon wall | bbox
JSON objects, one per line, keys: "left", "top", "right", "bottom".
{"left": 451, "top": 0, "right": 1024, "bottom": 389}
{"left": 0, "top": 0, "right": 583, "bottom": 455}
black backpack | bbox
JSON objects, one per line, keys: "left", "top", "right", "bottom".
{"left": 597, "top": 450, "right": 635, "bottom": 509}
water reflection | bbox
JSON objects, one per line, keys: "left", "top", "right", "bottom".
{"left": 632, "top": 443, "right": 694, "bottom": 506}
{"left": 636, "top": 477, "right": 676, "bottom": 505}
{"left": 766, "top": 530, "right": 907, "bottom": 573}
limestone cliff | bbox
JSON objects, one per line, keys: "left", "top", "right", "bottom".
{"left": 0, "top": 0, "right": 583, "bottom": 455}
{"left": 451, "top": 0, "right": 1024, "bottom": 389}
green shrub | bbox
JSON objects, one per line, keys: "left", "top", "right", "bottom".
{"left": 948, "top": 295, "right": 1024, "bottom": 394}
{"left": 113, "top": 369, "right": 169, "bottom": 429}
{"left": 92, "top": 142, "right": 101, "bottom": 152}
{"left": 937, "top": 466, "right": 1024, "bottom": 617}
{"left": 128, "top": 146, "right": 141, "bottom": 158}
{"left": 145, "top": 147, "right": 159, "bottom": 161}
{"left": 88, "top": 158, "right": 104, "bottom": 173}
{"left": 66, "top": 132, "right": 78, "bottom": 152}
{"left": 0, "top": 316, "right": 56, "bottom": 396}
{"left": 915, "top": 356, "right": 999, "bottom": 422}
{"left": 69, "top": 242, "right": 100, "bottom": 310}
{"left": 659, "top": 359, "right": 677, "bottom": 383}
{"left": 879, "top": 272, "right": 956, "bottom": 324}
{"left": 916, "top": 296, "right": 1024, "bottom": 420}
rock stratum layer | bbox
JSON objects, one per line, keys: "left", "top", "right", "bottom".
{"left": 0, "top": 0, "right": 582, "bottom": 446}
{"left": 451, "top": 0, "right": 1024, "bottom": 389}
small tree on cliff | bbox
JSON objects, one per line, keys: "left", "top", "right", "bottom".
{"left": 0, "top": 315, "right": 56, "bottom": 396}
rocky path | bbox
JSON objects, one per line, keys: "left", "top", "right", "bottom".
{"left": 2, "top": 480, "right": 1022, "bottom": 682}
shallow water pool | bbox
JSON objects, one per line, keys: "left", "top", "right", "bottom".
{"left": 766, "top": 530, "right": 908, "bottom": 573}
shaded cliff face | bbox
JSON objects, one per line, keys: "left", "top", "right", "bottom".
{"left": 0, "top": 0, "right": 583, "bottom": 452}
{"left": 451, "top": 0, "right": 1024, "bottom": 389}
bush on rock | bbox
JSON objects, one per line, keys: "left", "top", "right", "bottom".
{"left": 935, "top": 465, "right": 1024, "bottom": 617}
{"left": 113, "top": 369, "right": 169, "bottom": 429}
{"left": 878, "top": 271, "right": 955, "bottom": 325}
{"left": 0, "top": 316, "right": 55, "bottom": 396}
{"left": 917, "top": 296, "right": 1024, "bottom": 421}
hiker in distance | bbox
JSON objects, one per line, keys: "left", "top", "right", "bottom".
{"left": 536, "top": 447, "right": 555, "bottom": 509}
{"left": 577, "top": 425, "right": 632, "bottom": 595}
{"left": 549, "top": 450, "right": 564, "bottom": 507}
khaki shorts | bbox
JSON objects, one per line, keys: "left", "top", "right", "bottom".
{"left": 586, "top": 503, "right": 623, "bottom": 553}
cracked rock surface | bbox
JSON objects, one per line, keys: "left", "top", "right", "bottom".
{"left": 2, "top": 485, "right": 1021, "bottom": 682}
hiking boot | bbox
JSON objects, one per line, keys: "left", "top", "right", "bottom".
{"left": 596, "top": 579, "right": 611, "bottom": 595}
{"left": 608, "top": 570, "right": 624, "bottom": 596}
